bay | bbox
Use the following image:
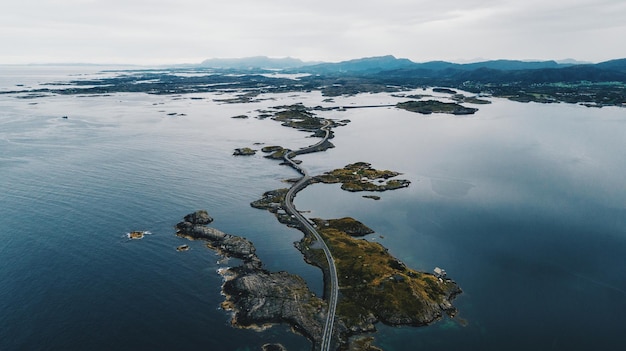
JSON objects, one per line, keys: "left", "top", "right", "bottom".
{"left": 1, "top": 67, "right": 625, "bottom": 350}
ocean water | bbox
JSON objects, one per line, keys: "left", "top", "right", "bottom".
{"left": 1, "top": 67, "right": 625, "bottom": 350}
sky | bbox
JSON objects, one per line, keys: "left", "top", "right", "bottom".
{"left": 1, "top": 0, "right": 625, "bottom": 65}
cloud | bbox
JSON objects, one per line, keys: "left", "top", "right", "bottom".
{"left": 1, "top": 0, "right": 624, "bottom": 64}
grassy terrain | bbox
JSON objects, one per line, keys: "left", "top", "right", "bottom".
{"left": 314, "top": 162, "right": 410, "bottom": 192}
{"left": 308, "top": 218, "right": 460, "bottom": 329}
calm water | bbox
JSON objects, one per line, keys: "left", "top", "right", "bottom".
{"left": 1, "top": 67, "right": 625, "bottom": 350}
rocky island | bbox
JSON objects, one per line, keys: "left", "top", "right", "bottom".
{"left": 127, "top": 230, "right": 149, "bottom": 240}
{"left": 233, "top": 147, "right": 257, "bottom": 156}
{"left": 313, "top": 162, "right": 411, "bottom": 192}
{"left": 299, "top": 217, "right": 461, "bottom": 332}
{"left": 175, "top": 210, "right": 328, "bottom": 346}
{"left": 261, "top": 145, "right": 290, "bottom": 160}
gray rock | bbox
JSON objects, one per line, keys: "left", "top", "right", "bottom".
{"left": 184, "top": 210, "right": 213, "bottom": 225}
{"left": 223, "top": 270, "right": 326, "bottom": 343}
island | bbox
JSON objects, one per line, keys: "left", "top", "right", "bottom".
{"left": 312, "top": 162, "right": 411, "bottom": 192}
{"left": 127, "top": 230, "right": 149, "bottom": 240}
{"left": 396, "top": 100, "right": 478, "bottom": 115}
{"left": 262, "top": 145, "right": 290, "bottom": 160}
{"left": 233, "top": 147, "right": 257, "bottom": 156}
{"left": 299, "top": 217, "right": 461, "bottom": 332}
{"left": 175, "top": 210, "right": 328, "bottom": 346}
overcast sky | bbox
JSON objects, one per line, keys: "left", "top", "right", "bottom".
{"left": 2, "top": 0, "right": 625, "bottom": 65}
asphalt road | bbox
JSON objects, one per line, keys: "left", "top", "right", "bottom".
{"left": 282, "top": 121, "right": 338, "bottom": 351}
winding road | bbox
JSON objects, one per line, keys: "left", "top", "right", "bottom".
{"left": 282, "top": 120, "right": 339, "bottom": 351}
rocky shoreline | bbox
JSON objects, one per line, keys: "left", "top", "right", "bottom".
{"left": 179, "top": 103, "right": 462, "bottom": 351}
{"left": 298, "top": 217, "right": 461, "bottom": 334}
{"left": 175, "top": 210, "right": 328, "bottom": 347}
{"left": 176, "top": 209, "right": 461, "bottom": 351}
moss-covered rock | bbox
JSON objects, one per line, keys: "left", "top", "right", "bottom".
{"left": 313, "top": 162, "right": 410, "bottom": 192}
{"left": 305, "top": 218, "right": 461, "bottom": 331}
{"left": 233, "top": 147, "right": 257, "bottom": 156}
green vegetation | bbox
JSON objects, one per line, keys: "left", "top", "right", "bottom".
{"left": 261, "top": 146, "right": 288, "bottom": 160}
{"left": 314, "top": 162, "right": 410, "bottom": 192}
{"left": 308, "top": 218, "right": 460, "bottom": 329}
{"left": 250, "top": 188, "right": 288, "bottom": 210}
{"left": 233, "top": 147, "right": 257, "bottom": 156}
{"left": 21, "top": 57, "right": 625, "bottom": 107}
{"left": 249, "top": 188, "right": 298, "bottom": 226}
{"left": 396, "top": 100, "right": 478, "bottom": 115}
{"left": 316, "top": 217, "right": 374, "bottom": 237}
{"left": 271, "top": 104, "right": 324, "bottom": 131}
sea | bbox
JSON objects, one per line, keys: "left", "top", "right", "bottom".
{"left": 1, "top": 66, "right": 625, "bottom": 351}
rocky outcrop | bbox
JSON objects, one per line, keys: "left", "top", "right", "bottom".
{"left": 184, "top": 210, "right": 213, "bottom": 225}
{"left": 250, "top": 189, "right": 301, "bottom": 227}
{"left": 234, "top": 147, "right": 257, "bottom": 156}
{"left": 176, "top": 221, "right": 226, "bottom": 241}
{"left": 175, "top": 211, "right": 326, "bottom": 348}
{"left": 222, "top": 269, "right": 326, "bottom": 343}
{"left": 176, "top": 211, "right": 261, "bottom": 270}
{"left": 261, "top": 146, "right": 289, "bottom": 160}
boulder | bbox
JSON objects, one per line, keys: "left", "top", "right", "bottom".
{"left": 184, "top": 210, "right": 213, "bottom": 225}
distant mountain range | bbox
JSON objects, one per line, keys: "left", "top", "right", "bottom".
{"left": 198, "top": 55, "right": 626, "bottom": 83}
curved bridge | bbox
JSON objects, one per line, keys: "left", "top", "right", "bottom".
{"left": 282, "top": 121, "right": 338, "bottom": 351}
